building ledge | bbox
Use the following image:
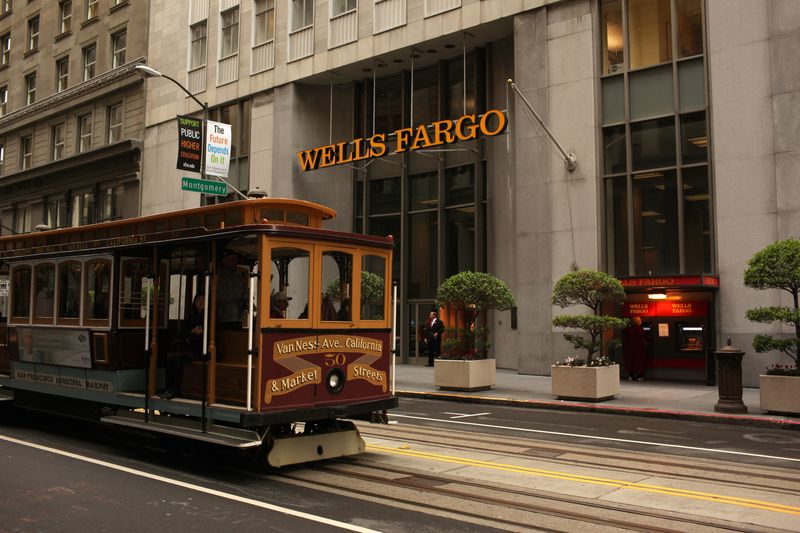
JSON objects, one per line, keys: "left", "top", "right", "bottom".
{"left": 0, "top": 58, "right": 146, "bottom": 130}
{"left": 0, "top": 139, "right": 142, "bottom": 190}
{"left": 55, "top": 30, "right": 72, "bottom": 43}
{"left": 109, "top": 1, "right": 129, "bottom": 15}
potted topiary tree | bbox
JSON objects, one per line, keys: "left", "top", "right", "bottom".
{"left": 551, "top": 268, "right": 628, "bottom": 401}
{"left": 434, "top": 271, "right": 516, "bottom": 391}
{"left": 743, "top": 238, "right": 800, "bottom": 414}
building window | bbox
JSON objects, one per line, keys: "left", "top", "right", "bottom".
{"left": 254, "top": 0, "right": 275, "bottom": 44}
{"left": 0, "top": 85, "right": 6, "bottom": 116}
{"left": 601, "top": 0, "right": 710, "bottom": 276}
{"left": 190, "top": 21, "right": 207, "bottom": 69}
{"left": 98, "top": 185, "right": 123, "bottom": 221}
{"left": 0, "top": 141, "right": 4, "bottom": 176}
{"left": 107, "top": 103, "right": 122, "bottom": 143}
{"left": 24, "top": 72, "right": 36, "bottom": 105}
{"left": 85, "top": 0, "right": 98, "bottom": 20}
{"left": 290, "top": 0, "right": 313, "bottom": 32}
{"left": 83, "top": 43, "right": 96, "bottom": 80}
{"left": 59, "top": 1, "right": 72, "bottom": 34}
{"left": 0, "top": 0, "right": 10, "bottom": 16}
{"left": 52, "top": 124, "right": 65, "bottom": 161}
{"left": 72, "top": 191, "right": 96, "bottom": 226}
{"left": 20, "top": 134, "right": 32, "bottom": 170}
{"left": 354, "top": 49, "right": 487, "bottom": 311}
{"left": 220, "top": 7, "right": 239, "bottom": 57}
{"left": 78, "top": 113, "right": 92, "bottom": 152}
{"left": 27, "top": 16, "right": 38, "bottom": 51}
{"left": 56, "top": 56, "right": 69, "bottom": 91}
{"left": 46, "top": 196, "right": 67, "bottom": 229}
{"left": 331, "top": 0, "right": 356, "bottom": 17}
{"left": 111, "top": 29, "right": 126, "bottom": 68}
{"left": 14, "top": 205, "right": 30, "bottom": 234}
{"left": 1, "top": 33, "right": 9, "bottom": 66}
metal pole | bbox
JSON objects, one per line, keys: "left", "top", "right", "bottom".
{"left": 143, "top": 277, "right": 151, "bottom": 422}
{"left": 507, "top": 79, "right": 577, "bottom": 171}
{"left": 246, "top": 264, "right": 257, "bottom": 411}
{"left": 201, "top": 273, "right": 210, "bottom": 432}
{"left": 391, "top": 282, "right": 397, "bottom": 395}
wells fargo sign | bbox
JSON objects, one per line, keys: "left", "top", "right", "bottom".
{"left": 297, "top": 109, "right": 508, "bottom": 171}
{"left": 623, "top": 301, "right": 708, "bottom": 317}
{"left": 619, "top": 275, "right": 719, "bottom": 288}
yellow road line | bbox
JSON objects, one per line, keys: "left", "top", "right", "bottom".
{"left": 367, "top": 444, "right": 800, "bottom": 516}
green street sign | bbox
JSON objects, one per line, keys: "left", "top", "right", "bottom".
{"left": 181, "top": 177, "right": 228, "bottom": 196}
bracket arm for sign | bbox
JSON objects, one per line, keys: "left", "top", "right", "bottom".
{"left": 507, "top": 79, "right": 577, "bottom": 172}
{"left": 209, "top": 175, "right": 248, "bottom": 200}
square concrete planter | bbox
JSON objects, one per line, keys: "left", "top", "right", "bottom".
{"left": 434, "top": 358, "right": 496, "bottom": 391}
{"left": 551, "top": 364, "right": 620, "bottom": 402}
{"left": 760, "top": 375, "right": 800, "bottom": 414}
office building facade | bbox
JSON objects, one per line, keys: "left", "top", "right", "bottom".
{"left": 138, "top": 0, "right": 800, "bottom": 386}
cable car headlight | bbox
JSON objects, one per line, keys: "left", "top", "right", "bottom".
{"left": 326, "top": 368, "right": 345, "bottom": 394}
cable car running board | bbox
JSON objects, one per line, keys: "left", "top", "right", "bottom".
{"left": 101, "top": 411, "right": 262, "bottom": 448}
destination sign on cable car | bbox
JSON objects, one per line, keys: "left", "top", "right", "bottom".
{"left": 297, "top": 109, "right": 508, "bottom": 171}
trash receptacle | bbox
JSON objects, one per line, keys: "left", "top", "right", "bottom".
{"left": 714, "top": 339, "right": 747, "bottom": 414}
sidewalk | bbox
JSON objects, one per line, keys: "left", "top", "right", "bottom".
{"left": 393, "top": 364, "right": 800, "bottom": 430}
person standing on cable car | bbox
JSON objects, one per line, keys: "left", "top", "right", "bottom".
{"left": 216, "top": 250, "right": 246, "bottom": 330}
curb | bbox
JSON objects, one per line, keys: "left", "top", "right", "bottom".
{"left": 395, "top": 390, "right": 800, "bottom": 431}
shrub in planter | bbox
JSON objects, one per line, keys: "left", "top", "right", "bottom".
{"left": 743, "top": 238, "right": 800, "bottom": 376}
{"left": 436, "top": 271, "right": 515, "bottom": 359}
{"left": 552, "top": 268, "right": 628, "bottom": 365}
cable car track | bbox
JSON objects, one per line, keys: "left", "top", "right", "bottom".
{"left": 276, "top": 459, "right": 762, "bottom": 533}
{"left": 359, "top": 423, "right": 800, "bottom": 494}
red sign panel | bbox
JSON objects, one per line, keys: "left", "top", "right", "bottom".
{"left": 624, "top": 301, "right": 708, "bottom": 317}
{"left": 619, "top": 275, "right": 719, "bottom": 288}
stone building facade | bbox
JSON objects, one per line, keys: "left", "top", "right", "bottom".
{"left": 134, "top": 0, "right": 800, "bottom": 385}
{"left": 0, "top": 0, "right": 149, "bottom": 233}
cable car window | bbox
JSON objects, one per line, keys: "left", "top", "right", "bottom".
{"left": 269, "top": 247, "right": 309, "bottom": 320}
{"left": 33, "top": 263, "right": 55, "bottom": 320}
{"left": 120, "top": 258, "right": 150, "bottom": 326}
{"left": 224, "top": 208, "right": 242, "bottom": 226}
{"left": 321, "top": 251, "right": 353, "bottom": 322}
{"left": 286, "top": 211, "right": 309, "bottom": 226}
{"left": 261, "top": 208, "right": 283, "bottom": 222}
{"left": 85, "top": 259, "right": 111, "bottom": 322}
{"left": 11, "top": 265, "right": 32, "bottom": 321}
{"left": 360, "top": 255, "right": 386, "bottom": 321}
{"left": 58, "top": 261, "right": 82, "bottom": 320}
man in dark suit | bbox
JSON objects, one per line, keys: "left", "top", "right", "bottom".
{"left": 425, "top": 311, "right": 445, "bottom": 366}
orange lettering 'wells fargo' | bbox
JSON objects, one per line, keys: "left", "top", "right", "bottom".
{"left": 297, "top": 109, "right": 508, "bottom": 171}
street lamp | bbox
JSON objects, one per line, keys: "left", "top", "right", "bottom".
{"left": 135, "top": 64, "right": 247, "bottom": 200}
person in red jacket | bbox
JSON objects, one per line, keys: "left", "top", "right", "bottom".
{"left": 623, "top": 315, "right": 647, "bottom": 381}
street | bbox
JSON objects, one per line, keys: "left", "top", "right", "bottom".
{"left": 1, "top": 399, "right": 799, "bottom": 532}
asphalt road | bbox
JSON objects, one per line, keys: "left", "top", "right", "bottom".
{"left": 391, "top": 397, "right": 800, "bottom": 468}
{"left": 1, "top": 399, "right": 798, "bottom": 532}
{"left": 0, "top": 407, "right": 504, "bottom": 533}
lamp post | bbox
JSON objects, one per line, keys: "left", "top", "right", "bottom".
{"left": 135, "top": 64, "right": 247, "bottom": 199}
